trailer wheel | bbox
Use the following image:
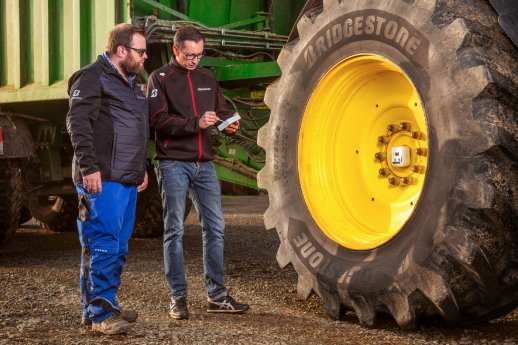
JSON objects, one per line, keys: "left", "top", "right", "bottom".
{"left": 0, "top": 161, "right": 24, "bottom": 246}
{"left": 18, "top": 206, "right": 32, "bottom": 226}
{"left": 258, "top": 0, "right": 518, "bottom": 328}
{"left": 28, "top": 195, "right": 77, "bottom": 232}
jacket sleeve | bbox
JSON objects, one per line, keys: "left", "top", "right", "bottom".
{"left": 147, "top": 72, "right": 201, "bottom": 137}
{"left": 66, "top": 69, "right": 101, "bottom": 177}
{"left": 214, "top": 82, "right": 234, "bottom": 121}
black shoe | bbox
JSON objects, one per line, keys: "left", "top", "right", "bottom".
{"left": 207, "top": 295, "right": 250, "bottom": 313}
{"left": 170, "top": 296, "right": 189, "bottom": 319}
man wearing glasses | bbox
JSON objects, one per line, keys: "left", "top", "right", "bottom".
{"left": 147, "top": 26, "right": 249, "bottom": 320}
{"left": 66, "top": 24, "right": 149, "bottom": 334}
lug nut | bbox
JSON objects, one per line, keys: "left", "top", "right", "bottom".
{"left": 401, "top": 176, "right": 413, "bottom": 185}
{"left": 415, "top": 148, "right": 428, "bottom": 156}
{"left": 378, "top": 135, "right": 390, "bottom": 144}
{"left": 399, "top": 122, "right": 411, "bottom": 131}
{"left": 388, "top": 177, "right": 400, "bottom": 186}
{"left": 387, "top": 124, "right": 396, "bottom": 132}
{"left": 374, "top": 152, "right": 386, "bottom": 161}
{"left": 411, "top": 131, "right": 423, "bottom": 140}
{"left": 411, "top": 165, "right": 424, "bottom": 173}
{"left": 379, "top": 168, "right": 390, "bottom": 177}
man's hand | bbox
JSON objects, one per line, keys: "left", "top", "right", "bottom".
{"left": 83, "top": 171, "right": 102, "bottom": 194}
{"left": 199, "top": 111, "right": 218, "bottom": 129}
{"left": 223, "top": 121, "right": 239, "bottom": 134}
{"left": 138, "top": 171, "right": 148, "bottom": 193}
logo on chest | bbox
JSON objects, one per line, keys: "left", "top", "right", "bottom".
{"left": 197, "top": 87, "right": 212, "bottom": 92}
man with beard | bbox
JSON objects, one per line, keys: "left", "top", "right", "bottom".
{"left": 66, "top": 23, "right": 149, "bottom": 335}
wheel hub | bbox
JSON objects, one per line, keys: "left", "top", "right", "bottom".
{"left": 298, "top": 54, "right": 429, "bottom": 250}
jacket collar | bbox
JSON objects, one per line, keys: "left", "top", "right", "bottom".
{"left": 97, "top": 53, "right": 136, "bottom": 85}
{"left": 168, "top": 57, "right": 193, "bottom": 74}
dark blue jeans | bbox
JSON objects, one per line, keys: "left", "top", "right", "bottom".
{"left": 156, "top": 160, "right": 227, "bottom": 299}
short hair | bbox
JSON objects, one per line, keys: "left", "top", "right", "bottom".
{"left": 106, "top": 23, "right": 145, "bottom": 55}
{"left": 173, "top": 27, "right": 205, "bottom": 49}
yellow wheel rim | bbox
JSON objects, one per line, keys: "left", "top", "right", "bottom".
{"left": 298, "top": 54, "right": 428, "bottom": 250}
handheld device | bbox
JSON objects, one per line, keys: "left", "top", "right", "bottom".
{"left": 217, "top": 114, "right": 241, "bottom": 131}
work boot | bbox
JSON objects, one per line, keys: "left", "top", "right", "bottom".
{"left": 81, "top": 308, "right": 138, "bottom": 326}
{"left": 207, "top": 294, "right": 249, "bottom": 313}
{"left": 169, "top": 296, "right": 189, "bottom": 319}
{"left": 91, "top": 314, "right": 134, "bottom": 335}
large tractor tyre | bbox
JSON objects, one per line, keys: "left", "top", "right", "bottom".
{"left": 258, "top": 0, "right": 518, "bottom": 328}
{"left": 28, "top": 195, "right": 78, "bottom": 232}
{"left": 133, "top": 167, "right": 193, "bottom": 238}
{"left": 0, "top": 161, "right": 25, "bottom": 246}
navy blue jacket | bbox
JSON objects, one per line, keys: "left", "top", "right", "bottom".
{"left": 66, "top": 55, "right": 149, "bottom": 185}
{"left": 147, "top": 58, "right": 233, "bottom": 161}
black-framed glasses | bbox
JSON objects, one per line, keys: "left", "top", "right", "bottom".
{"left": 177, "top": 46, "right": 205, "bottom": 61}
{"left": 124, "top": 46, "right": 147, "bottom": 57}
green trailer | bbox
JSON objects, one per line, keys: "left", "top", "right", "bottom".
{"left": 1, "top": 0, "right": 518, "bottom": 329}
{"left": 0, "top": 0, "right": 304, "bottom": 235}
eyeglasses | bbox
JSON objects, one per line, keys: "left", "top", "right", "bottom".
{"left": 124, "top": 46, "right": 147, "bottom": 57}
{"left": 177, "top": 46, "right": 205, "bottom": 61}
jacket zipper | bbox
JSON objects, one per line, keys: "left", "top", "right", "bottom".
{"left": 187, "top": 71, "right": 203, "bottom": 161}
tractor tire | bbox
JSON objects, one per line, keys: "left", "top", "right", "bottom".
{"left": 0, "top": 160, "right": 24, "bottom": 246}
{"left": 29, "top": 195, "right": 78, "bottom": 232}
{"left": 258, "top": 0, "right": 518, "bottom": 328}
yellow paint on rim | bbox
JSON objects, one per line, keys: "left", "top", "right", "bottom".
{"left": 298, "top": 54, "right": 428, "bottom": 250}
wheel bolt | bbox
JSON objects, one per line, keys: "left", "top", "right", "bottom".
{"left": 378, "top": 135, "right": 390, "bottom": 144}
{"left": 379, "top": 168, "right": 390, "bottom": 177}
{"left": 415, "top": 148, "right": 427, "bottom": 156}
{"left": 374, "top": 152, "right": 386, "bottom": 161}
{"left": 388, "top": 177, "right": 400, "bottom": 186}
{"left": 411, "top": 165, "right": 424, "bottom": 173}
{"left": 401, "top": 176, "right": 413, "bottom": 185}
{"left": 411, "top": 131, "right": 423, "bottom": 140}
{"left": 399, "top": 122, "right": 411, "bottom": 131}
{"left": 387, "top": 124, "right": 396, "bottom": 132}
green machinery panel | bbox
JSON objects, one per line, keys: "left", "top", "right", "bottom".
{"left": 0, "top": 0, "right": 306, "bottom": 190}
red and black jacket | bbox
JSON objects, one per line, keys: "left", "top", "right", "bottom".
{"left": 147, "top": 58, "right": 233, "bottom": 162}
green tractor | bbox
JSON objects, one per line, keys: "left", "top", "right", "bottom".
{"left": 1, "top": 0, "right": 517, "bottom": 328}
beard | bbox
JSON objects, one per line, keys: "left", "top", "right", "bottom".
{"left": 120, "top": 54, "right": 144, "bottom": 76}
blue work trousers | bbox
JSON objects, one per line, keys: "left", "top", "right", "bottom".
{"left": 76, "top": 182, "right": 137, "bottom": 323}
{"left": 156, "top": 160, "right": 227, "bottom": 300}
